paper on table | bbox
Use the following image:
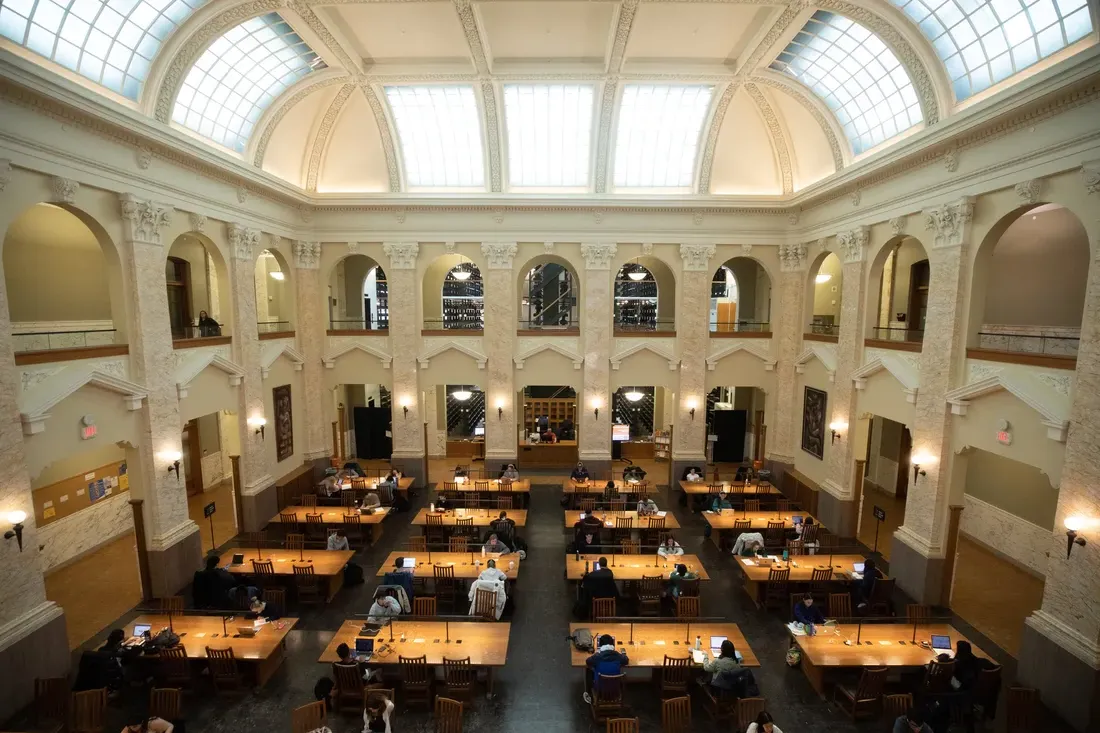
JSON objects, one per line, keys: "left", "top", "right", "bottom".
{"left": 413, "top": 638, "right": 424, "bottom": 643}
{"left": 656, "top": 511, "right": 667, "bottom": 517}
{"left": 691, "top": 649, "right": 707, "bottom": 664}
{"left": 742, "top": 559, "right": 756, "bottom": 566}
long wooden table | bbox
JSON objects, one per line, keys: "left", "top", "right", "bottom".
{"left": 218, "top": 548, "right": 354, "bottom": 601}
{"left": 568, "top": 623, "right": 759, "bottom": 667}
{"left": 434, "top": 479, "right": 532, "bottom": 493}
{"left": 565, "top": 553, "right": 709, "bottom": 581}
{"left": 564, "top": 510, "right": 680, "bottom": 531}
{"left": 375, "top": 551, "right": 522, "bottom": 580}
{"left": 737, "top": 554, "right": 866, "bottom": 606}
{"left": 128, "top": 614, "right": 298, "bottom": 685}
{"left": 271, "top": 506, "right": 391, "bottom": 544}
{"left": 703, "top": 509, "right": 819, "bottom": 549}
{"left": 412, "top": 508, "right": 528, "bottom": 528}
{"left": 320, "top": 620, "right": 510, "bottom": 693}
{"left": 562, "top": 479, "right": 636, "bottom": 495}
{"left": 679, "top": 480, "right": 782, "bottom": 496}
{"left": 789, "top": 623, "right": 991, "bottom": 695}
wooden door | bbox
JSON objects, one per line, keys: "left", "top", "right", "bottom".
{"left": 717, "top": 302, "right": 737, "bottom": 332}
{"left": 906, "top": 259, "right": 930, "bottom": 339}
{"left": 165, "top": 257, "right": 192, "bottom": 339}
{"left": 182, "top": 419, "right": 203, "bottom": 497}
{"left": 896, "top": 426, "right": 912, "bottom": 501}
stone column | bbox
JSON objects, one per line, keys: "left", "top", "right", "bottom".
{"left": 383, "top": 242, "right": 427, "bottom": 485}
{"left": 892, "top": 200, "right": 974, "bottom": 603}
{"left": 818, "top": 227, "right": 868, "bottom": 537}
{"left": 579, "top": 243, "right": 617, "bottom": 478}
{"left": 118, "top": 194, "right": 201, "bottom": 596}
{"left": 769, "top": 243, "right": 809, "bottom": 470}
{"left": 482, "top": 242, "right": 518, "bottom": 465}
{"left": 292, "top": 241, "right": 328, "bottom": 467}
{"left": 1017, "top": 192, "right": 1100, "bottom": 732}
{"left": 672, "top": 244, "right": 716, "bottom": 479}
{"left": 227, "top": 225, "right": 273, "bottom": 532}
{"left": 0, "top": 227, "right": 68, "bottom": 721}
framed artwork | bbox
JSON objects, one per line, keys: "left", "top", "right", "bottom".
{"left": 801, "top": 386, "right": 827, "bottom": 460}
{"left": 273, "top": 385, "right": 293, "bottom": 462}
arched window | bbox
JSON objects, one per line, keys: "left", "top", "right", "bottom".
{"left": 614, "top": 263, "right": 658, "bottom": 330}
{"left": 522, "top": 262, "right": 576, "bottom": 329}
{"left": 363, "top": 266, "right": 389, "bottom": 330}
{"left": 441, "top": 260, "right": 483, "bottom": 330}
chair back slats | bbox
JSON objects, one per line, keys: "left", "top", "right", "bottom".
{"left": 744, "top": 499, "right": 761, "bottom": 512}
{"left": 675, "top": 596, "right": 700, "bottom": 618}
{"left": 660, "top": 696, "right": 691, "bottom": 733}
{"left": 906, "top": 604, "right": 932, "bottom": 623}
{"left": 414, "top": 596, "right": 438, "bottom": 616}
{"left": 661, "top": 655, "right": 693, "bottom": 687}
{"left": 855, "top": 666, "right": 889, "bottom": 701}
{"left": 285, "top": 534, "right": 305, "bottom": 551}
{"left": 473, "top": 587, "right": 497, "bottom": 620}
{"left": 158, "top": 596, "right": 185, "bottom": 613}
{"left": 34, "top": 677, "right": 68, "bottom": 725}
{"left": 332, "top": 661, "right": 364, "bottom": 695}
{"left": 733, "top": 519, "right": 751, "bottom": 530}
{"left": 433, "top": 697, "right": 464, "bottom": 733}
{"left": 290, "top": 700, "right": 327, "bottom": 733}
{"left": 301, "top": 494, "right": 317, "bottom": 507}
{"left": 148, "top": 687, "right": 181, "bottom": 720}
{"left": 810, "top": 567, "right": 832, "bottom": 582}
{"left": 69, "top": 688, "right": 107, "bottom": 733}
{"left": 251, "top": 558, "right": 275, "bottom": 575}
{"left": 279, "top": 512, "right": 298, "bottom": 525}
{"left": 449, "top": 536, "right": 468, "bottom": 553}
{"left": 620, "top": 539, "right": 640, "bottom": 554}
{"left": 293, "top": 563, "right": 316, "bottom": 576}
{"left": 400, "top": 654, "right": 433, "bottom": 685}
{"left": 924, "top": 659, "right": 956, "bottom": 694}
{"left": 592, "top": 597, "right": 617, "bottom": 621}
{"left": 408, "top": 536, "right": 427, "bottom": 552}
{"left": 606, "top": 717, "right": 639, "bottom": 733}
{"left": 736, "top": 697, "right": 767, "bottom": 732}
{"left": 883, "top": 693, "right": 912, "bottom": 719}
{"left": 1007, "top": 687, "right": 1040, "bottom": 733}
{"left": 443, "top": 657, "right": 476, "bottom": 693}
{"left": 828, "top": 593, "right": 852, "bottom": 618}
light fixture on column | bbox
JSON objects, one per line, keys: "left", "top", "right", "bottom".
{"left": 1064, "top": 516, "right": 1088, "bottom": 559}
{"left": 910, "top": 451, "right": 935, "bottom": 483}
{"left": 4, "top": 510, "right": 26, "bottom": 552}
{"left": 248, "top": 416, "right": 267, "bottom": 439}
{"left": 592, "top": 397, "right": 602, "bottom": 420}
{"left": 829, "top": 421, "right": 847, "bottom": 444}
{"left": 399, "top": 396, "right": 411, "bottom": 419}
{"left": 496, "top": 399, "right": 505, "bottom": 420}
{"left": 686, "top": 398, "right": 698, "bottom": 421}
{"left": 163, "top": 450, "right": 183, "bottom": 482}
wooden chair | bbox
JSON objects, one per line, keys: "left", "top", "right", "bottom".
{"left": 473, "top": 587, "right": 497, "bottom": 620}
{"left": 68, "top": 688, "right": 107, "bottom": 733}
{"left": 969, "top": 665, "right": 1003, "bottom": 724}
{"left": 449, "top": 536, "right": 468, "bottom": 553}
{"left": 263, "top": 587, "right": 287, "bottom": 616}
{"left": 279, "top": 512, "right": 298, "bottom": 529}
{"left": 304, "top": 513, "right": 325, "bottom": 540}
{"left": 707, "top": 483, "right": 723, "bottom": 494}
{"left": 290, "top": 700, "right": 326, "bottom": 733}
{"left": 442, "top": 657, "right": 476, "bottom": 700}
{"left": 906, "top": 604, "right": 931, "bottom": 623}
{"left": 868, "top": 577, "right": 896, "bottom": 616}
{"left": 433, "top": 564, "right": 461, "bottom": 611}
{"left": 425, "top": 512, "right": 445, "bottom": 545}
{"left": 455, "top": 516, "right": 474, "bottom": 538}
{"left": 33, "top": 677, "right": 68, "bottom": 729}
{"left": 342, "top": 513, "right": 365, "bottom": 546}
{"left": 579, "top": 498, "right": 596, "bottom": 513}
{"left": 592, "top": 597, "right": 617, "bottom": 621}
{"left": 148, "top": 688, "right": 181, "bottom": 721}
{"left": 801, "top": 523, "right": 820, "bottom": 545}
{"left": 407, "top": 535, "right": 427, "bottom": 552}
{"left": 414, "top": 596, "right": 438, "bottom": 616}
{"left": 610, "top": 500, "right": 628, "bottom": 514}
{"left": 614, "top": 516, "right": 633, "bottom": 542}
{"left": 637, "top": 575, "right": 663, "bottom": 616}
{"left": 293, "top": 564, "right": 323, "bottom": 606}
{"left": 158, "top": 596, "right": 185, "bottom": 613}
{"left": 675, "top": 596, "right": 700, "bottom": 618}
{"left": 1006, "top": 687, "right": 1040, "bottom": 733}
{"left": 620, "top": 539, "right": 640, "bottom": 554}
{"left": 301, "top": 493, "right": 318, "bottom": 507}
{"left": 474, "top": 480, "right": 490, "bottom": 491}
{"left": 660, "top": 696, "right": 691, "bottom": 733}
{"left": 923, "top": 659, "right": 956, "bottom": 694}
{"left": 332, "top": 661, "right": 365, "bottom": 710}
{"left": 341, "top": 491, "right": 359, "bottom": 508}
{"left": 828, "top": 592, "right": 852, "bottom": 619}
{"left": 883, "top": 692, "right": 912, "bottom": 720}
{"left": 205, "top": 647, "right": 242, "bottom": 693}
{"left": 833, "top": 666, "right": 888, "bottom": 720}
{"left": 733, "top": 519, "right": 752, "bottom": 530}
{"left": 433, "top": 696, "right": 464, "bottom": 733}
{"left": 765, "top": 567, "right": 790, "bottom": 611}
{"left": 607, "top": 718, "right": 639, "bottom": 733}
{"left": 744, "top": 499, "right": 761, "bottom": 512}
{"left": 251, "top": 558, "right": 275, "bottom": 576}
{"left": 786, "top": 539, "right": 806, "bottom": 555}
{"left": 443, "top": 481, "right": 459, "bottom": 491}
{"left": 736, "top": 697, "right": 767, "bottom": 732}
{"left": 589, "top": 673, "right": 626, "bottom": 722}
{"left": 495, "top": 495, "right": 513, "bottom": 509}
{"left": 764, "top": 521, "right": 786, "bottom": 547}
{"left": 678, "top": 578, "right": 700, "bottom": 598}
{"left": 776, "top": 498, "right": 791, "bottom": 513}
{"left": 809, "top": 567, "right": 833, "bottom": 601}
{"left": 659, "top": 655, "right": 692, "bottom": 698}
{"left": 158, "top": 646, "right": 191, "bottom": 687}
{"left": 285, "top": 533, "right": 305, "bottom": 552}
{"left": 400, "top": 655, "right": 434, "bottom": 707}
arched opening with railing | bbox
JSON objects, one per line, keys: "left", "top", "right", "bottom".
{"left": 709, "top": 257, "right": 771, "bottom": 333}
{"left": 327, "top": 254, "right": 387, "bottom": 331}
{"left": 423, "top": 255, "right": 484, "bottom": 331}
{"left": 255, "top": 248, "right": 295, "bottom": 335}
{"left": 805, "top": 251, "right": 843, "bottom": 337}
{"left": 518, "top": 255, "right": 580, "bottom": 331}
{"left": 165, "top": 232, "right": 230, "bottom": 341}
{"left": 866, "top": 236, "right": 929, "bottom": 346}
{"left": 613, "top": 257, "right": 675, "bottom": 333}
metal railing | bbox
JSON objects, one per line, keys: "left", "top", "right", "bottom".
{"left": 710, "top": 320, "right": 770, "bottom": 333}
{"left": 423, "top": 317, "right": 484, "bottom": 331}
{"left": 613, "top": 318, "right": 676, "bottom": 333}
{"left": 518, "top": 319, "right": 579, "bottom": 330}
{"left": 13, "top": 328, "right": 120, "bottom": 353}
{"left": 171, "top": 324, "right": 225, "bottom": 340}
{"left": 808, "top": 323, "right": 840, "bottom": 336}
{"left": 257, "top": 320, "right": 293, "bottom": 334}
{"left": 978, "top": 330, "right": 1079, "bottom": 357}
{"left": 871, "top": 326, "right": 924, "bottom": 343}
{"left": 329, "top": 319, "right": 387, "bottom": 331}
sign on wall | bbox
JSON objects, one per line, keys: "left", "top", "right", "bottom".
{"left": 274, "top": 384, "right": 294, "bottom": 462}
{"left": 801, "top": 386, "right": 827, "bottom": 460}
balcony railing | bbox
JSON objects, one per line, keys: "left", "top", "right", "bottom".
{"left": 871, "top": 326, "right": 924, "bottom": 343}
{"left": 14, "top": 329, "right": 120, "bottom": 353}
{"left": 978, "top": 330, "right": 1080, "bottom": 357}
{"left": 328, "top": 319, "right": 388, "bottom": 332}
{"left": 172, "top": 325, "right": 226, "bottom": 340}
{"left": 613, "top": 319, "right": 676, "bottom": 333}
{"left": 424, "top": 317, "right": 484, "bottom": 331}
{"left": 258, "top": 320, "right": 293, "bottom": 335}
{"left": 710, "top": 320, "right": 770, "bottom": 333}
{"left": 518, "top": 320, "right": 579, "bottom": 332}
{"left": 809, "top": 323, "right": 840, "bottom": 336}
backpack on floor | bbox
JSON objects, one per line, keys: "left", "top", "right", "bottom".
{"left": 344, "top": 561, "right": 365, "bottom": 586}
{"left": 570, "top": 627, "right": 594, "bottom": 652}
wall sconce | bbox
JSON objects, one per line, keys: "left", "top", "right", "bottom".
{"left": 592, "top": 398, "right": 602, "bottom": 420}
{"left": 163, "top": 450, "right": 183, "bottom": 482}
{"left": 1064, "top": 516, "right": 1088, "bottom": 559}
{"left": 686, "top": 398, "right": 698, "bottom": 421}
{"left": 4, "top": 510, "right": 26, "bottom": 552}
{"left": 400, "top": 397, "right": 411, "bottom": 419}
{"left": 829, "top": 421, "right": 847, "bottom": 444}
{"left": 248, "top": 416, "right": 267, "bottom": 439}
{"left": 910, "top": 451, "right": 935, "bottom": 483}
{"left": 496, "top": 399, "right": 504, "bottom": 420}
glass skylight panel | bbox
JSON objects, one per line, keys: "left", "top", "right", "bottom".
{"left": 0, "top": 0, "right": 207, "bottom": 99}
{"left": 771, "top": 11, "right": 923, "bottom": 155}
{"left": 888, "top": 0, "right": 1093, "bottom": 101}
{"left": 385, "top": 85, "right": 485, "bottom": 188}
{"left": 503, "top": 84, "right": 594, "bottom": 188}
{"left": 612, "top": 84, "right": 713, "bottom": 189}
{"left": 171, "top": 13, "right": 324, "bottom": 153}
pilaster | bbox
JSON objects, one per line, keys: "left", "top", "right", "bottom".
{"left": 118, "top": 193, "right": 200, "bottom": 594}
{"left": 580, "top": 242, "right": 616, "bottom": 476}
{"left": 674, "top": 244, "right": 715, "bottom": 471}
{"left": 292, "top": 240, "right": 328, "bottom": 463}
{"left": 769, "top": 243, "right": 808, "bottom": 466}
{"left": 482, "top": 242, "right": 518, "bottom": 462}
{"left": 383, "top": 242, "right": 426, "bottom": 484}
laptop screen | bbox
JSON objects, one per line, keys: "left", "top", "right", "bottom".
{"left": 355, "top": 638, "right": 375, "bottom": 654}
{"left": 133, "top": 624, "right": 151, "bottom": 637}
{"left": 853, "top": 562, "right": 865, "bottom": 573}
{"left": 791, "top": 515, "right": 803, "bottom": 525}
{"left": 709, "top": 635, "right": 727, "bottom": 650}
{"left": 931, "top": 634, "right": 952, "bottom": 650}
{"left": 401, "top": 557, "right": 416, "bottom": 569}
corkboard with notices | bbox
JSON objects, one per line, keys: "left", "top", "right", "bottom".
{"left": 32, "top": 460, "right": 129, "bottom": 528}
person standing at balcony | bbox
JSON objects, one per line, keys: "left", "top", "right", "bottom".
{"left": 197, "top": 310, "right": 221, "bottom": 337}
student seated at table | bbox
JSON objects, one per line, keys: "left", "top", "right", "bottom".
{"left": 570, "top": 462, "right": 590, "bottom": 482}
{"left": 701, "top": 639, "right": 742, "bottom": 688}
{"left": 582, "top": 557, "right": 619, "bottom": 600}
{"left": 602, "top": 480, "right": 619, "bottom": 502}
{"left": 363, "top": 692, "right": 394, "bottom": 733}
{"left": 434, "top": 493, "right": 451, "bottom": 512}
{"left": 454, "top": 465, "right": 468, "bottom": 480}
{"left": 667, "top": 563, "right": 698, "bottom": 597}
{"left": 893, "top": 708, "right": 934, "bottom": 733}
{"left": 582, "top": 634, "right": 629, "bottom": 704}
{"left": 573, "top": 532, "right": 599, "bottom": 555}
{"left": 193, "top": 555, "right": 253, "bottom": 609}
{"left": 854, "top": 557, "right": 885, "bottom": 609}
{"left": 468, "top": 561, "right": 508, "bottom": 619}
{"left": 951, "top": 640, "right": 999, "bottom": 727}
{"left": 328, "top": 529, "right": 351, "bottom": 551}
{"left": 576, "top": 510, "right": 604, "bottom": 535}
{"left": 658, "top": 536, "right": 684, "bottom": 557}
{"left": 747, "top": 711, "right": 783, "bottom": 733}
{"left": 541, "top": 428, "right": 559, "bottom": 443}
{"left": 490, "top": 511, "right": 516, "bottom": 543}
{"left": 483, "top": 533, "right": 512, "bottom": 554}
{"left": 501, "top": 463, "right": 520, "bottom": 481}
{"left": 740, "top": 540, "right": 768, "bottom": 558}
{"left": 685, "top": 466, "right": 702, "bottom": 482}
{"left": 360, "top": 491, "right": 381, "bottom": 511}
{"left": 791, "top": 516, "right": 819, "bottom": 552}
{"left": 342, "top": 460, "right": 365, "bottom": 476}
{"left": 368, "top": 589, "right": 402, "bottom": 623}
{"left": 637, "top": 496, "right": 659, "bottom": 516}
{"left": 321, "top": 470, "right": 341, "bottom": 497}
{"left": 121, "top": 713, "right": 175, "bottom": 733}
{"left": 478, "top": 558, "right": 507, "bottom": 583}
{"left": 793, "top": 593, "right": 826, "bottom": 626}
{"left": 710, "top": 491, "right": 734, "bottom": 512}
{"left": 559, "top": 417, "right": 575, "bottom": 441}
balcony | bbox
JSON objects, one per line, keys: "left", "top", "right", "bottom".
{"left": 172, "top": 325, "right": 231, "bottom": 350}
{"left": 804, "top": 323, "right": 839, "bottom": 343}
{"left": 327, "top": 319, "right": 388, "bottom": 336}
{"left": 865, "top": 326, "right": 923, "bottom": 352}
{"left": 13, "top": 328, "right": 128, "bottom": 365}
{"left": 422, "top": 317, "right": 483, "bottom": 336}
{"left": 710, "top": 320, "right": 771, "bottom": 338}
{"left": 258, "top": 321, "right": 295, "bottom": 340}
{"left": 517, "top": 319, "right": 580, "bottom": 336}
{"left": 613, "top": 319, "right": 676, "bottom": 337}
{"left": 970, "top": 328, "right": 1078, "bottom": 370}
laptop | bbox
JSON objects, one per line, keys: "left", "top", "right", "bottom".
{"left": 709, "top": 635, "right": 727, "bottom": 650}
{"left": 230, "top": 553, "right": 245, "bottom": 565}
{"left": 791, "top": 515, "right": 803, "bottom": 525}
{"left": 401, "top": 557, "right": 416, "bottom": 569}
{"left": 852, "top": 562, "right": 865, "bottom": 573}
{"left": 133, "top": 623, "right": 151, "bottom": 637}
{"left": 931, "top": 634, "right": 954, "bottom": 657}
{"left": 355, "top": 637, "right": 375, "bottom": 656}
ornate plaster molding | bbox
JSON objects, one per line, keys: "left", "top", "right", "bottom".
{"left": 322, "top": 341, "right": 392, "bottom": 370}
{"left": 750, "top": 71, "right": 846, "bottom": 172}
{"left": 293, "top": 240, "right": 320, "bottom": 269}
{"left": 889, "top": 215, "right": 906, "bottom": 236}
{"left": 593, "top": 79, "right": 619, "bottom": 194}
{"left": 744, "top": 83, "right": 793, "bottom": 195}
{"left": 837, "top": 225, "right": 868, "bottom": 263}
{"left": 481, "top": 241, "right": 518, "bottom": 269}
{"left": 1083, "top": 160, "right": 1100, "bottom": 195}
{"left": 680, "top": 243, "right": 717, "bottom": 271}
{"left": 135, "top": 144, "right": 153, "bottom": 170}
{"left": 795, "top": 343, "right": 837, "bottom": 381}
{"left": 610, "top": 341, "right": 679, "bottom": 371}
{"left": 50, "top": 176, "right": 79, "bottom": 204}
{"left": 287, "top": 0, "right": 358, "bottom": 70}
{"left": 697, "top": 82, "right": 737, "bottom": 194}
{"left": 252, "top": 73, "right": 350, "bottom": 166}
{"left": 383, "top": 241, "right": 418, "bottom": 269}
{"left": 358, "top": 83, "right": 403, "bottom": 192}
{"left": 943, "top": 145, "right": 959, "bottom": 172}
{"left": 580, "top": 242, "right": 617, "bottom": 270}
{"left": 0, "top": 158, "right": 10, "bottom": 192}
{"left": 923, "top": 196, "right": 975, "bottom": 249}
{"left": 1014, "top": 178, "right": 1043, "bottom": 205}
{"left": 187, "top": 211, "right": 207, "bottom": 233}
{"left": 705, "top": 342, "right": 776, "bottom": 371}
{"left": 480, "top": 81, "right": 503, "bottom": 192}
{"left": 418, "top": 340, "right": 487, "bottom": 370}
{"left": 175, "top": 351, "right": 244, "bottom": 398}
{"left": 18, "top": 366, "right": 147, "bottom": 435}
{"left": 607, "top": 0, "right": 640, "bottom": 73}
{"left": 119, "top": 193, "right": 172, "bottom": 245}
{"left": 778, "top": 242, "right": 808, "bottom": 272}
{"left": 228, "top": 222, "right": 261, "bottom": 261}
{"left": 306, "top": 82, "right": 355, "bottom": 192}
{"left": 946, "top": 374, "right": 1068, "bottom": 442}
{"left": 851, "top": 353, "right": 919, "bottom": 402}
{"left": 260, "top": 341, "right": 305, "bottom": 378}
{"left": 514, "top": 342, "right": 584, "bottom": 370}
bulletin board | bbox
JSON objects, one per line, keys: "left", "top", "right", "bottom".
{"left": 32, "top": 460, "right": 129, "bottom": 528}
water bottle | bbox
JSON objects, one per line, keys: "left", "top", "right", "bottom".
{"left": 575, "top": 550, "right": 580, "bottom": 562}
{"left": 782, "top": 549, "right": 789, "bottom": 562}
{"left": 508, "top": 560, "right": 515, "bottom": 571}
{"left": 430, "top": 502, "right": 435, "bottom": 513}
{"left": 481, "top": 545, "right": 486, "bottom": 558}
{"left": 695, "top": 636, "right": 702, "bottom": 650}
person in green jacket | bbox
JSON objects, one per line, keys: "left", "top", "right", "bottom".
{"left": 668, "top": 563, "right": 698, "bottom": 597}
{"left": 710, "top": 491, "right": 733, "bottom": 512}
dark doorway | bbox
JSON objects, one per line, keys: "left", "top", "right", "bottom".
{"left": 907, "top": 259, "right": 930, "bottom": 339}
{"left": 166, "top": 256, "right": 191, "bottom": 338}
{"left": 354, "top": 406, "right": 392, "bottom": 459}
{"left": 896, "top": 425, "right": 912, "bottom": 501}
{"left": 181, "top": 418, "right": 203, "bottom": 497}
{"left": 712, "top": 409, "right": 747, "bottom": 462}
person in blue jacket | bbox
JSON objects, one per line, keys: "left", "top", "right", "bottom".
{"left": 710, "top": 491, "right": 734, "bottom": 512}
{"left": 793, "top": 593, "right": 826, "bottom": 625}
{"left": 582, "top": 634, "right": 629, "bottom": 704}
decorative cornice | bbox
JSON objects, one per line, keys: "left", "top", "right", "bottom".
{"left": 580, "top": 242, "right": 617, "bottom": 270}
{"left": 697, "top": 81, "right": 737, "bottom": 194}
{"left": 228, "top": 222, "right": 261, "bottom": 261}
{"left": 306, "top": 83, "right": 355, "bottom": 192}
{"left": 679, "top": 243, "right": 717, "bottom": 271}
{"left": 0, "top": 158, "right": 11, "bottom": 192}
{"left": 1084, "top": 160, "right": 1100, "bottom": 195}
{"left": 383, "top": 241, "right": 419, "bottom": 269}
{"left": 778, "top": 242, "right": 808, "bottom": 272}
{"left": 751, "top": 71, "right": 846, "bottom": 172}
{"left": 744, "top": 83, "right": 793, "bottom": 195}
{"left": 923, "top": 196, "right": 975, "bottom": 249}
{"left": 293, "top": 240, "right": 320, "bottom": 269}
{"left": 481, "top": 241, "right": 518, "bottom": 269}
{"left": 837, "top": 226, "right": 868, "bottom": 263}
{"left": 119, "top": 193, "right": 172, "bottom": 245}
{"left": 593, "top": 79, "right": 618, "bottom": 194}
{"left": 1014, "top": 178, "right": 1043, "bottom": 205}
{"left": 50, "top": 175, "right": 78, "bottom": 204}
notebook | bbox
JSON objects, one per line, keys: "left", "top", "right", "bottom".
{"left": 230, "top": 553, "right": 245, "bottom": 565}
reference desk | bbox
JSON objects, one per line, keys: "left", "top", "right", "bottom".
{"left": 217, "top": 548, "right": 354, "bottom": 602}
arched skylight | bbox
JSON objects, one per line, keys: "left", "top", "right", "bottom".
{"left": 503, "top": 84, "right": 594, "bottom": 188}
{"left": 613, "top": 84, "right": 714, "bottom": 189}
{"left": 171, "top": 13, "right": 324, "bottom": 153}
{"left": 888, "top": 0, "right": 1093, "bottom": 100}
{"left": 385, "top": 85, "right": 485, "bottom": 189}
{"left": 0, "top": 0, "right": 207, "bottom": 99}
{"left": 771, "top": 11, "right": 923, "bottom": 155}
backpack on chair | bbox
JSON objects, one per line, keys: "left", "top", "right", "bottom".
{"left": 570, "top": 627, "right": 594, "bottom": 652}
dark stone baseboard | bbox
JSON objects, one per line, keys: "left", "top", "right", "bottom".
{"left": 1018, "top": 619, "right": 1100, "bottom": 733}
{"left": 890, "top": 530, "right": 946, "bottom": 604}
{"left": 147, "top": 526, "right": 203, "bottom": 598}
{"left": 241, "top": 482, "right": 278, "bottom": 533}
{"left": 0, "top": 605, "right": 69, "bottom": 722}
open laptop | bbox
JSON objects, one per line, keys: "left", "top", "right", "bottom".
{"left": 230, "top": 553, "right": 245, "bottom": 565}
{"left": 791, "top": 515, "right": 803, "bottom": 525}
{"left": 931, "top": 634, "right": 954, "bottom": 657}
{"left": 852, "top": 562, "right": 865, "bottom": 573}
{"left": 401, "top": 557, "right": 416, "bottom": 569}
{"left": 709, "top": 635, "right": 727, "bottom": 650}
{"left": 355, "top": 637, "right": 375, "bottom": 657}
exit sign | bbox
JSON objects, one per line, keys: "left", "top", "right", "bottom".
{"left": 80, "top": 424, "right": 97, "bottom": 440}
{"left": 996, "top": 430, "right": 1012, "bottom": 445}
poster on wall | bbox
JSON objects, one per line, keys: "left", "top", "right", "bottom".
{"left": 274, "top": 384, "right": 293, "bottom": 462}
{"left": 801, "top": 386, "right": 827, "bottom": 460}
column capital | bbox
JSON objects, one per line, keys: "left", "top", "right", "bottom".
{"left": 50, "top": 175, "right": 79, "bottom": 204}
{"left": 228, "top": 223, "right": 261, "bottom": 261}
{"left": 0, "top": 158, "right": 11, "bottom": 193}
{"left": 889, "top": 215, "right": 907, "bottom": 236}
{"left": 481, "top": 241, "right": 518, "bottom": 269}
{"left": 778, "top": 242, "right": 808, "bottom": 272}
{"left": 187, "top": 211, "right": 207, "bottom": 233}
{"left": 293, "top": 240, "right": 320, "bottom": 269}
{"left": 580, "top": 242, "right": 617, "bottom": 270}
{"left": 837, "top": 225, "right": 869, "bottom": 263}
{"left": 679, "top": 243, "right": 716, "bottom": 271}
{"left": 923, "top": 196, "right": 975, "bottom": 249}
{"left": 1015, "top": 178, "right": 1043, "bottom": 206}
{"left": 1082, "top": 160, "right": 1100, "bottom": 195}
{"left": 119, "top": 193, "right": 172, "bottom": 245}
{"left": 383, "top": 241, "right": 419, "bottom": 269}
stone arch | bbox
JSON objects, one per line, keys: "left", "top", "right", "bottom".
{"left": 711, "top": 256, "right": 774, "bottom": 332}
{"left": 255, "top": 246, "right": 296, "bottom": 331}
{"left": 612, "top": 254, "right": 677, "bottom": 331}
{"left": 804, "top": 249, "right": 843, "bottom": 335}
{"left": 515, "top": 253, "right": 582, "bottom": 330}
{"left": 422, "top": 253, "right": 484, "bottom": 331}
{"left": 864, "top": 232, "right": 931, "bottom": 341}
{"left": 325, "top": 252, "right": 387, "bottom": 331}
{"left": 166, "top": 230, "right": 232, "bottom": 338}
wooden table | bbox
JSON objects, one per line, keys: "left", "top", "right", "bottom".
{"left": 737, "top": 554, "right": 866, "bottom": 606}
{"left": 562, "top": 479, "right": 633, "bottom": 495}
{"left": 563, "top": 510, "right": 680, "bottom": 531}
{"left": 413, "top": 508, "right": 528, "bottom": 532}
{"left": 375, "top": 551, "right": 522, "bottom": 580}
{"left": 320, "top": 619, "right": 510, "bottom": 693}
{"left": 565, "top": 554, "right": 709, "bottom": 581}
{"left": 434, "top": 479, "right": 531, "bottom": 493}
{"left": 568, "top": 623, "right": 759, "bottom": 667}
{"left": 218, "top": 548, "right": 354, "bottom": 602}
{"left": 679, "top": 480, "right": 782, "bottom": 496}
{"left": 128, "top": 614, "right": 298, "bottom": 686}
{"left": 271, "top": 506, "right": 392, "bottom": 544}
{"left": 703, "top": 510, "right": 819, "bottom": 549}
{"left": 789, "top": 623, "right": 991, "bottom": 695}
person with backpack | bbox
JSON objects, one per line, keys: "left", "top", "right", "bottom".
{"left": 582, "top": 634, "right": 628, "bottom": 704}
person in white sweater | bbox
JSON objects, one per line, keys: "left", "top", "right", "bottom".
{"left": 746, "top": 711, "right": 782, "bottom": 733}
{"left": 362, "top": 693, "right": 394, "bottom": 733}
{"left": 657, "top": 536, "right": 684, "bottom": 557}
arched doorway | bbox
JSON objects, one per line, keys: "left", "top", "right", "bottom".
{"left": 518, "top": 256, "right": 579, "bottom": 330}
{"left": 614, "top": 256, "right": 676, "bottom": 332}
{"left": 710, "top": 257, "right": 772, "bottom": 333}
{"left": 165, "top": 232, "right": 230, "bottom": 340}
{"left": 806, "top": 252, "right": 842, "bottom": 336}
